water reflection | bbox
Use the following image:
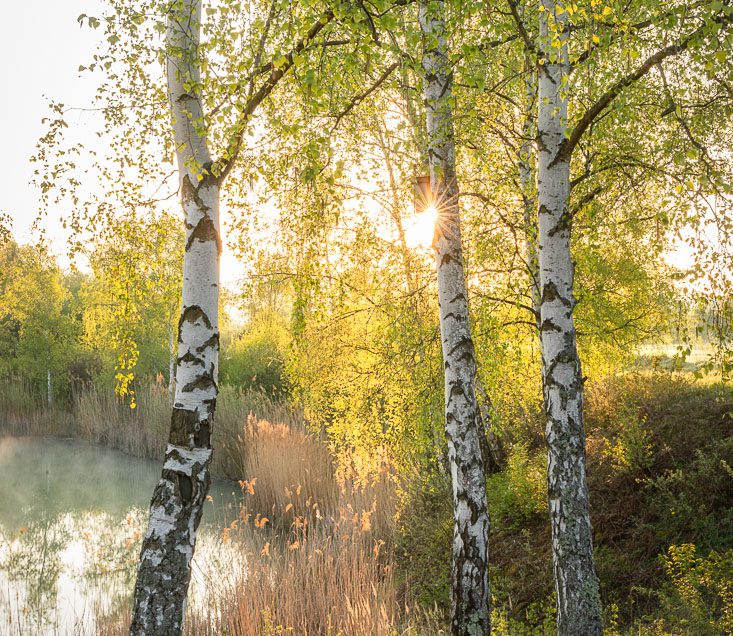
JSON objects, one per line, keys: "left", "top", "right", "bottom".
{"left": 0, "top": 437, "right": 245, "bottom": 635}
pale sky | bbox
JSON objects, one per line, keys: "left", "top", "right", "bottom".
{"left": 1, "top": 1, "right": 102, "bottom": 242}
{"left": 0, "top": 1, "right": 247, "bottom": 287}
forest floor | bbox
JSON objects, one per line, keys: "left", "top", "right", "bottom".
{"left": 1, "top": 371, "right": 732, "bottom": 635}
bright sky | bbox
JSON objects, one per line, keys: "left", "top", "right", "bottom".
{"left": 1, "top": 1, "right": 101, "bottom": 243}
{"left": 0, "top": 1, "right": 246, "bottom": 287}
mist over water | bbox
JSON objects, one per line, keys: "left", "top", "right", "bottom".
{"left": 0, "top": 437, "right": 245, "bottom": 635}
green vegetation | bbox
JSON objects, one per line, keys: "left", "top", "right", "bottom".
{"left": 2, "top": 0, "right": 733, "bottom": 632}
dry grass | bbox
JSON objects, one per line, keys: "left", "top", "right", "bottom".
{"left": 2, "top": 382, "right": 436, "bottom": 634}
{"left": 0, "top": 380, "right": 73, "bottom": 436}
{"left": 73, "top": 383, "right": 305, "bottom": 478}
{"left": 194, "top": 416, "right": 405, "bottom": 635}
{"left": 93, "top": 415, "right": 435, "bottom": 636}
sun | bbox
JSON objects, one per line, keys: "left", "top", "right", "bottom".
{"left": 405, "top": 205, "right": 438, "bottom": 249}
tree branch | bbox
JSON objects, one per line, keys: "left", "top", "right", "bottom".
{"left": 331, "top": 61, "right": 400, "bottom": 132}
{"left": 213, "top": 9, "right": 336, "bottom": 182}
{"left": 506, "top": 0, "right": 538, "bottom": 59}
{"left": 562, "top": 9, "right": 733, "bottom": 161}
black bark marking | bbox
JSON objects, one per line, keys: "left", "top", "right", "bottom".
{"left": 181, "top": 174, "right": 210, "bottom": 212}
{"left": 548, "top": 209, "right": 572, "bottom": 237}
{"left": 178, "top": 351, "right": 204, "bottom": 366}
{"left": 182, "top": 373, "right": 217, "bottom": 395}
{"left": 170, "top": 408, "right": 199, "bottom": 446}
{"left": 179, "top": 305, "right": 213, "bottom": 334}
{"left": 178, "top": 474, "right": 193, "bottom": 503}
{"left": 169, "top": 407, "right": 213, "bottom": 448}
{"left": 540, "top": 318, "right": 562, "bottom": 332}
{"left": 196, "top": 332, "right": 219, "bottom": 353}
{"left": 186, "top": 215, "right": 223, "bottom": 255}
{"left": 542, "top": 281, "right": 560, "bottom": 303}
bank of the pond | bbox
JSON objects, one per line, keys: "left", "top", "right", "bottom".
{"left": 0, "top": 382, "right": 304, "bottom": 480}
{"left": 0, "top": 384, "right": 426, "bottom": 636}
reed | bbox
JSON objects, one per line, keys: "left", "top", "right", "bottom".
{"left": 0, "top": 380, "right": 73, "bottom": 437}
{"left": 92, "top": 414, "right": 436, "bottom": 635}
{"left": 73, "top": 382, "right": 305, "bottom": 478}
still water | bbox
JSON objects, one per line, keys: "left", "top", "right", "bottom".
{"left": 0, "top": 436, "right": 245, "bottom": 635}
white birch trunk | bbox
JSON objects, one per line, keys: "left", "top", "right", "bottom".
{"left": 420, "top": 1, "right": 491, "bottom": 633}
{"left": 129, "top": 1, "right": 220, "bottom": 633}
{"left": 47, "top": 368, "right": 52, "bottom": 408}
{"left": 537, "top": 2, "right": 602, "bottom": 634}
{"left": 169, "top": 322, "right": 175, "bottom": 396}
{"left": 519, "top": 59, "right": 540, "bottom": 328}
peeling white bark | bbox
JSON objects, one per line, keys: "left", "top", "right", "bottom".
{"left": 537, "top": 2, "right": 602, "bottom": 634}
{"left": 420, "top": 2, "right": 491, "bottom": 634}
{"left": 129, "top": 1, "right": 220, "bottom": 634}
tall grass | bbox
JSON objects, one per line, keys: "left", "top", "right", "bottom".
{"left": 0, "top": 380, "right": 73, "bottom": 436}
{"left": 2, "top": 381, "right": 436, "bottom": 634}
{"left": 92, "top": 414, "right": 434, "bottom": 636}
{"left": 194, "top": 416, "right": 405, "bottom": 635}
{"left": 73, "top": 383, "right": 306, "bottom": 478}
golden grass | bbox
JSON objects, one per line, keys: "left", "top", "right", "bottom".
{"left": 2, "top": 382, "right": 440, "bottom": 634}
{"left": 73, "top": 383, "right": 306, "bottom": 478}
{"left": 0, "top": 380, "right": 73, "bottom": 436}
{"left": 191, "top": 415, "right": 405, "bottom": 635}
{"left": 92, "top": 414, "right": 439, "bottom": 636}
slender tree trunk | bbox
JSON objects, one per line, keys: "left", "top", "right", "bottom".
{"left": 129, "top": 1, "right": 220, "bottom": 634}
{"left": 168, "top": 322, "right": 175, "bottom": 397}
{"left": 46, "top": 368, "right": 52, "bottom": 408}
{"left": 420, "top": 1, "right": 491, "bottom": 633}
{"left": 537, "top": 2, "right": 602, "bottom": 634}
{"left": 519, "top": 58, "right": 540, "bottom": 329}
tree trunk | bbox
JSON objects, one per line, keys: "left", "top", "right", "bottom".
{"left": 420, "top": 1, "right": 491, "bottom": 634}
{"left": 537, "top": 2, "right": 602, "bottom": 634}
{"left": 129, "top": 1, "right": 220, "bottom": 634}
{"left": 169, "top": 322, "right": 175, "bottom": 397}
{"left": 46, "top": 367, "right": 52, "bottom": 408}
{"left": 519, "top": 58, "right": 540, "bottom": 329}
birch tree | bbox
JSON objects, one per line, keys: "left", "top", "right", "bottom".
{"left": 534, "top": 2, "right": 603, "bottom": 632}
{"left": 119, "top": 1, "right": 339, "bottom": 632}
{"left": 126, "top": 3, "right": 220, "bottom": 631}
{"left": 420, "top": 0, "right": 491, "bottom": 633}
{"left": 502, "top": 0, "right": 733, "bottom": 632}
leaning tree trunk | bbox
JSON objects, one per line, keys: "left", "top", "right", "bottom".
{"left": 419, "top": 1, "right": 491, "bottom": 634}
{"left": 129, "top": 1, "right": 220, "bottom": 634}
{"left": 537, "top": 2, "right": 602, "bottom": 634}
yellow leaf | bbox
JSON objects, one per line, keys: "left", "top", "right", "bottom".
{"left": 592, "top": 34, "right": 600, "bottom": 44}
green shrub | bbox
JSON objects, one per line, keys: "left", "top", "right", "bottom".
{"left": 603, "top": 412, "right": 654, "bottom": 474}
{"left": 644, "top": 438, "right": 733, "bottom": 552}
{"left": 220, "top": 317, "right": 289, "bottom": 396}
{"left": 487, "top": 442, "right": 547, "bottom": 526}
{"left": 395, "top": 471, "right": 452, "bottom": 610}
{"left": 654, "top": 544, "right": 733, "bottom": 635}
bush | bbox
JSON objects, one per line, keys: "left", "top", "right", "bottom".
{"left": 652, "top": 544, "right": 733, "bottom": 635}
{"left": 220, "top": 316, "right": 289, "bottom": 396}
{"left": 487, "top": 442, "right": 547, "bottom": 526}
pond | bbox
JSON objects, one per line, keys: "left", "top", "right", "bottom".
{"left": 0, "top": 436, "right": 246, "bottom": 635}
